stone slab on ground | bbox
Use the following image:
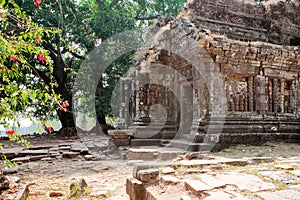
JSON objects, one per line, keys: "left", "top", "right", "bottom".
{"left": 1, "top": 147, "right": 24, "bottom": 159}
{"left": 11, "top": 156, "right": 31, "bottom": 163}
{"left": 257, "top": 190, "right": 300, "bottom": 200}
{"left": 19, "top": 150, "right": 49, "bottom": 156}
{"left": 258, "top": 171, "right": 300, "bottom": 184}
{"left": 246, "top": 157, "right": 274, "bottom": 164}
{"left": 204, "top": 191, "right": 249, "bottom": 200}
{"left": 15, "top": 184, "right": 29, "bottom": 200}
{"left": 216, "top": 173, "right": 276, "bottom": 192}
{"left": 184, "top": 180, "right": 214, "bottom": 195}
{"left": 27, "top": 145, "right": 53, "bottom": 150}
{"left": 71, "top": 142, "right": 89, "bottom": 154}
{"left": 147, "top": 184, "right": 199, "bottom": 200}
{"left": 1, "top": 184, "right": 29, "bottom": 200}
{"left": 292, "top": 170, "right": 300, "bottom": 177}
{"left": 126, "top": 147, "right": 186, "bottom": 161}
{"left": 161, "top": 175, "right": 180, "bottom": 185}
{"left": 173, "top": 158, "right": 248, "bottom": 167}
{"left": 198, "top": 174, "right": 227, "bottom": 189}
{"left": 275, "top": 164, "right": 295, "bottom": 170}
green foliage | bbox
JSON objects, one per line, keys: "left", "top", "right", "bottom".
{"left": 0, "top": 0, "right": 60, "bottom": 128}
{"left": 1, "top": 0, "right": 187, "bottom": 129}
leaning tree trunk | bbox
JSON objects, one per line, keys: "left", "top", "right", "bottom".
{"left": 56, "top": 86, "right": 77, "bottom": 137}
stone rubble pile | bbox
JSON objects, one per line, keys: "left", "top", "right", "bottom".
{"left": 126, "top": 156, "right": 300, "bottom": 200}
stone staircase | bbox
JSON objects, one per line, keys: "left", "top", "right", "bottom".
{"left": 124, "top": 115, "right": 300, "bottom": 152}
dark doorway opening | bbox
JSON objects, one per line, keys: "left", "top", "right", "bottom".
{"left": 290, "top": 36, "right": 300, "bottom": 46}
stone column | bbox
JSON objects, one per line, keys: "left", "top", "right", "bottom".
{"left": 273, "top": 78, "right": 280, "bottom": 113}
{"left": 280, "top": 79, "right": 285, "bottom": 113}
{"left": 289, "top": 80, "right": 295, "bottom": 113}
{"left": 268, "top": 78, "right": 273, "bottom": 112}
{"left": 255, "top": 75, "right": 267, "bottom": 115}
{"left": 296, "top": 77, "right": 300, "bottom": 116}
{"left": 189, "top": 75, "right": 206, "bottom": 138}
{"left": 248, "top": 76, "right": 254, "bottom": 112}
{"left": 119, "top": 78, "right": 132, "bottom": 129}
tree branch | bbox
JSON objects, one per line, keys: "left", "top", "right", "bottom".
{"left": 65, "top": 49, "right": 86, "bottom": 60}
{"left": 30, "top": 65, "right": 52, "bottom": 86}
{"left": 135, "top": 14, "right": 161, "bottom": 21}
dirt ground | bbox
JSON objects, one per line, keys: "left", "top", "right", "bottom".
{"left": 2, "top": 136, "right": 300, "bottom": 200}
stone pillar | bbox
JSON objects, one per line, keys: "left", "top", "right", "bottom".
{"left": 180, "top": 84, "right": 193, "bottom": 135}
{"left": 280, "top": 79, "right": 285, "bottom": 113}
{"left": 135, "top": 73, "right": 150, "bottom": 123}
{"left": 121, "top": 79, "right": 132, "bottom": 128}
{"left": 248, "top": 76, "right": 254, "bottom": 112}
{"left": 296, "top": 77, "right": 300, "bottom": 116}
{"left": 273, "top": 78, "right": 280, "bottom": 113}
{"left": 190, "top": 76, "right": 206, "bottom": 137}
{"left": 255, "top": 75, "right": 267, "bottom": 115}
{"left": 268, "top": 78, "right": 273, "bottom": 112}
{"left": 291, "top": 80, "right": 296, "bottom": 114}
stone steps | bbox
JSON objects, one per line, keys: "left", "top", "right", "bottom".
{"left": 126, "top": 146, "right": 186, "bottom": 160}
{"left": 130, "top": 139, "right": 162, "bottom": 146}
{"left": 170, "top": 140, "right": 214, "bottom": 152}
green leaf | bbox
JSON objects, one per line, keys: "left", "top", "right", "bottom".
{"left": 0, "top": 0, "right": 6, "bottom": 7}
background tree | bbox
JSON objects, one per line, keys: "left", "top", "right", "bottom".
{"left": 11, "top": 0, "right": 186, "bottom": 135}
{"left": 0, "top": 0, "right": 58, "bottom": 131}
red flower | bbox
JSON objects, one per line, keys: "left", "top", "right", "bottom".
{"left": 36, "top": 36, "right": 41, "bottom": 41}
{"left": 62, "top": 103, "right": 69, "bottom": 108}
{"left": 34, "top": 0, "right": 42, "bottom": 6}
{"left": 46, "top": 126, "right": 53, "bottom": 132}
{"left": 6, "top": 129, "right": 15, "bottom": 135}
{"left": 37, "top": 54, "right": 46, "bottom": 63}
{"left": 10, "top": 55, "right": 18, "bottom": 61}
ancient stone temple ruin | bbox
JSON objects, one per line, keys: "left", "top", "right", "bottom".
{"left": 118, "top": 0, "right": 300, "bottom": 150}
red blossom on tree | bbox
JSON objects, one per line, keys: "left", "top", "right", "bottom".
{"left": 6, "top": 129, "right": 15, "bottom": 135}
{"left": 37, "top": 54, "right": 46, "bottom": 64}
{"left": 10, "top": 55, "right": 18, "bottom": 61}
{"left": 62, "top": 103, "right": 69, "bottom": 108}
{"left": 36, "top": 36, "right": 41, "bottom": 41}
{"left": 34, "top": 0, "right": 42, "bottom": 6}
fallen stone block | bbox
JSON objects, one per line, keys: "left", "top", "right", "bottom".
{"left": 127, "top": 149, "right": 157, "bottom": 160}
{"left": 275, "top": 164, "right": 295, "bottom": 170}
{"left": 137, "top": 169, "right": 160, "bottom": 182}
{"left": 126, "top": 178, "right": 145, "bottom": 200}
{"left": 247, "top": 157, "right": 274, "bottom": 164}
{"left": 48, "top": 191, "right": 64, "bottom": 197}
{"left": 161, "top": 167, "right": 175, "bottom": 174}
{"left": 71, "top": 143, "right": 90, "bottom": 155}
{"left": 3, "top": 167, "right": 19, "bottom": 175}
{"left": 62, "top": 152, "right": 78, "bottom": 159}
{"left": 184, "top": 180, "right": 213, "bottom": 195}
{"left": 133, "top": 163, "right": 163, "bottom": 178}
{"left": 161, "top": 175, "right": 179, "bottom": 185}
{"left": 15, "top": 184, "right": 29, "bottom": 200}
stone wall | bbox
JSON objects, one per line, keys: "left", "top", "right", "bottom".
{"left": 181, "top": 0, "right": 300, "bottom": 45}
{"left": 204, "top": 35, "right": 300, "bottom": 115}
